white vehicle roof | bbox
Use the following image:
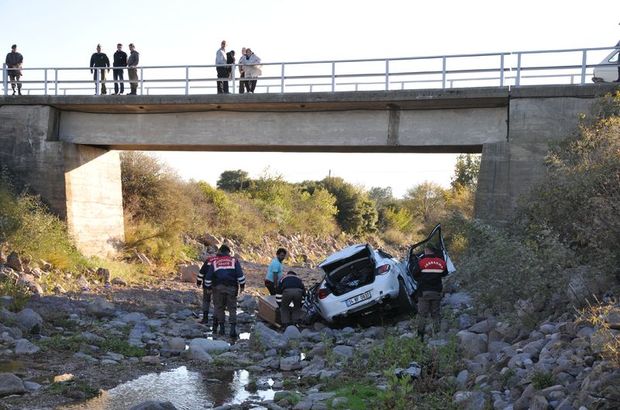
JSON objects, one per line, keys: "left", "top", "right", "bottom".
{"left": 318, "top": 244, "right": 371, "bottom": 268}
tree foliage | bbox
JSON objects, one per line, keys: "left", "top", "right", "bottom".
{"left": 451, "top": 154, "right": 480, "bottom": 190}
{"left": 318, "top": 177, "right": 378, "bottom": 236}
{"left": 217, "top": 169, "right": 252, "bottom": 192}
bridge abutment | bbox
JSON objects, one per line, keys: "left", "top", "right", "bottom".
{"left": 0, "top": 105, "right": 124, "bottom": 257}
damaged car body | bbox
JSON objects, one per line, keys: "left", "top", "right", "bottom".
{"left": 306, "top": 224, "right": 455, "bottom": 324}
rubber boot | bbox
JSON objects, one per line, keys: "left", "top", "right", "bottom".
{"left": 200, "top": 311, "right": 210, "bottom": 326}
{"left": 229, "top": 324, "right": 237, "bottom": 338}
{"left": 218, "top": 323, "right": 225, "bottom": 336}
{"left": 212, "top": 319, "right": 219, "bottom": 334}
{"left": 417, "top": 329, "right": 425, "bottom": 342}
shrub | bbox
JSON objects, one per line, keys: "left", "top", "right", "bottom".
{"left": 0, "top": 170, "right": 90, "bottom": 271}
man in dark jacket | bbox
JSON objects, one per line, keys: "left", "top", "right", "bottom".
{"left": 90, "top": 44, "right": 110, "bottom": 94}
{"left": 205, "top": 244, "right": 245, "bottom": 337}
{"left": 5, "top": 44, "right": 23, "bottom": 95}
{"left": 112, "top": 43, "right": 127, "bottom": 95}
{"left": 412, "top": 246, "right": 448, "bottom": 341}
{"left": 276, "top": 271, "right": 306, "bottom": 327}
{"left": 197, "top": 254, "right": 216, "bottom": 327}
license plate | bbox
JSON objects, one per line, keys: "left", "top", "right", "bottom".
{"left": 345, "top": 291, "right": 372, "bottom": 307}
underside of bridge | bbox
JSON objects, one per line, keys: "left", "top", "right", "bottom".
{"left": 0, "top": 85, "right": 615, "bottom": 256}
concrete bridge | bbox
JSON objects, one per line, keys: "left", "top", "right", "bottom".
{"left": 0, "top": 84, "right": 616, "bottom": 256}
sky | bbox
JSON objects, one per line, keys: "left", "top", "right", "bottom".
{"left": 2, "top": 0, "right": 619, "bottom": 197}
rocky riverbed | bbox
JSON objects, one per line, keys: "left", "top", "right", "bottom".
{"left": 1, "top": 258, "right": 619, "bottom": 409}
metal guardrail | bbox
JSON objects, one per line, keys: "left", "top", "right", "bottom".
{"left": 2, "top": 46, "right": 618, "bottom": 96}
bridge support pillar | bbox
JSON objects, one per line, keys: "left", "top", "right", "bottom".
{"left": 0, "top": 105, "right": 124, "bottom": 258}
{"left": 475, "top": 94, "right": 598, "bottom": 224}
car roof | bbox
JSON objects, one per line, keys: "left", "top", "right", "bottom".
{"left": 319, "top": 244, "right": 372, "bottom": 268}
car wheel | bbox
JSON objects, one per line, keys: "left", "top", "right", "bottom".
{"left": 397, "top": 277, "right": 415, "bottom": 314}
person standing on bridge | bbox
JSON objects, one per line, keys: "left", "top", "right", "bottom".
{"left": 127, "top": 43, "right": 139, "bottom": 95}
{"left": 412, "top": 246, "right": 448, "bottom": 341}
{"left": 112, "top": 43, "right": 127, "bottom": 95}
{"left": 5, "top": 44, "right": 23, "bottom": 96}
{"left": 215, "top": 40, "right": 229, "bottom": 94}
{"left": 241, "top": 48, "right": 261, "bottom": 93}
{"left": 90, "top": 44, "right": 110, "bottom": 95}
{"left": 204, "top": 244, "right": 245, "bottom": 337}
{"left": 238, "top": 47, "right": 249, "bottom": 94}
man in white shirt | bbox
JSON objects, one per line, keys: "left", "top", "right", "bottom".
{"left": 215, "top": 40, "right": 229, "bottom": 94}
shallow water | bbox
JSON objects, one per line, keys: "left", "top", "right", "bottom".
{"left": 60, "top": 366, "right": 275, "bottom": 409}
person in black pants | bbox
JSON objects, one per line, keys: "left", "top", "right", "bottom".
{"left": 215, "top": 40, "right": 229, "bottom": 94}
{"left": 89, "top": 44, "right": 110, "bottom": 95}
{"left": 112, "top": 43, "right": 127, "bottom": 95}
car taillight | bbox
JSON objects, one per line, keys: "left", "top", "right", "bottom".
{"left": 318, "top": 288, "right": 331, "bottom": 299}
{"left": 377, "top": 264, "right": 391, "bottom": 275}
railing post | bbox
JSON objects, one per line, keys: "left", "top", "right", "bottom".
{"left": 231, "top": 64, "right": 236, "bottom": 94}
{"left": 185, "top": 66, "right": 189, "bottom": 95}
{"left": 499, "top": 54, "right": 505, "bottom": 87}
{"left": 580, "top": 49, "right": 587, "bottom": 85}
{"left": 385, "top": 59, "right": 390, "bottom": 91}
{"left": 441, "top": 56, "right": 446, "bottom": 89}
{"left": 95, "top": 69, "right": 100, "bottom": 95}
{"left": 2, "top": 63, "right": 7, "bottom": 96}
{"left": 280, "top": 63, "right": 285, "bottom": 93}
{"left": 331, "top": 62, "right": 335, "bottom": 92}
{"left": 140, "top": 67, "right": 144, "bottom": 95}
{"left": 54, "top": 69, "right": 58, "bottom": 95}
{"left": 515, "top": 53, "right": 522, "bottom": 87}
{"left": 44, "top": 69, "right": 48, "bottom": 95}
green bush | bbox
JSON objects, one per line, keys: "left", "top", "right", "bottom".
{"left": 0, "top": 170, "right": 90, "bottom": 271}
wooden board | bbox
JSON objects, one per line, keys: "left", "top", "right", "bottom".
{"left": 257, "top": 295, "right": 282, "bottom": 328}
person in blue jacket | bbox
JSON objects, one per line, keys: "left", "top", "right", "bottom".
{"left": 205, "top": 244, "right": 245, "bottom": 337}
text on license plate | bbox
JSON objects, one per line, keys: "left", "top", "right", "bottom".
{"left": 345, "top": 291, "right": 372, "bottom": 307}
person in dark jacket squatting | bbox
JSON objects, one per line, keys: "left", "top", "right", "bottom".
{"left": 412, "top": 246, "right": 448, "bottom": 341}
{"left": 276, "top": 271, "right": 306, "bottom": 327}
{"left": 204, "top": 244, "right": 245, "bottom": 337}
{"left": 197, "top": 254, "right": 216, "bottom": 327}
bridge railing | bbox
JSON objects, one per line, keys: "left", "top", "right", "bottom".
{"left": 2, "top": 46, "right": 618, "bottom": 96}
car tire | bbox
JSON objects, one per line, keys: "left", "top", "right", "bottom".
{"left": 397, "top": 277, "right": 415, "bottom": 314}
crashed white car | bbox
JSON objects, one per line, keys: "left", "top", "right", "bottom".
{"left": 310, "top": 244, "right": 416, "bottom": 323}
{"left": 308, "top": 224, "right": 454, "bottom": 324}
{"left": 592, "top": 44, "right": 619, "bottom": 83}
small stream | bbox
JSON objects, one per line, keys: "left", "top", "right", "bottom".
{"left": 60, "top": 366, "right": 276, "bottom": 409}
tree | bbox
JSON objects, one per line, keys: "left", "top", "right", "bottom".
{"left": 451, "top": 154, "right": 480, "bottom": 190}
{"left": 217, "top": 170, "right": 252, "bottom": 192}
{"left": 319, "top": 177, "right": 378, "bottom": 235}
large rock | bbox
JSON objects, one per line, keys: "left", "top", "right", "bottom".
{"left": 188, "top": 338, "right": 230, "bottom": 357}
{"left": 332, "top": 345, "right": 354, "bottom": 359}
{"left": 179, "top": 264, "right": 200, "bottom": 283}
{"left": 17, "top": 274, "right": 43, "bottom": 295}
{"left": 457, "top": 330, "right": 488, "bottom": 358}
{"left": 253, "top": 322, "right": 286, "bottom": 350}
{"left": 443, "top": 292, "right": 472, "bottom": 309}
{"left": 280, "top": 355, "right": 302, "bottom": 371}
{"left": 6, "top": 252, "right": 23, "bottom": 272}
{"left": 86, "top": 297, "right": 116, "bottom": 318}
{"left": 283, "top": 325, "right": 301, "bottom": 342}
{"left": 15, "top": 339, "right": 40, "bottom": 354}
{"left": 15, "top": 308, "right": 43, "bottom": 333}
{"left": 452, "top": 391, "right": 486, "bottom": 410}
{"left": 0, "top": 373, "right": 26, "bottom": 397}
{"left": 129, "top": 401, "right": 177, "bottom": 410}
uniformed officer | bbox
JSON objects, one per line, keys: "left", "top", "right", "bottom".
{"left": 205, "top": 244, "right": 245, "bottom": 337}
{"left": 412, "top": 246, "right": 448, "bottom": 341}
{"left": 276, "top": 270, "right": 306, "bottom": 327}
{"left": 197, "top": 254, "right": 216, "bottom": 327}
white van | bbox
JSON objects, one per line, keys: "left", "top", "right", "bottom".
{"left": 592, "top": 44, "right": 619, "bottom": 83}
